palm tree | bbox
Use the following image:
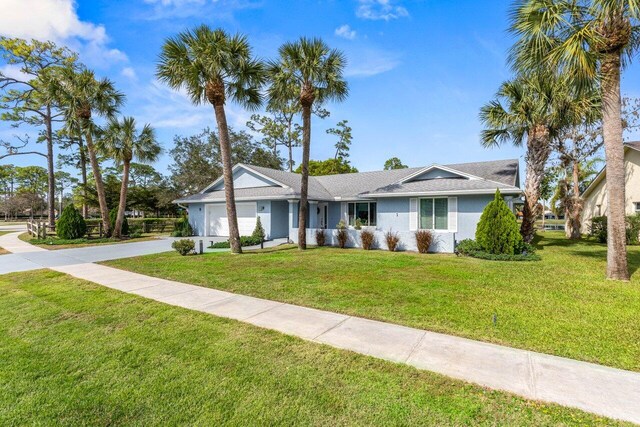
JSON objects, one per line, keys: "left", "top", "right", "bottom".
{"left": 510, "top": 0, "right": 639, "bottom": 280}
{"left": 480, "top": 72, "right": 596, "bottom": 242}
{"left": 156, "top": 25, "right": 265, "bottom": 254}
{"left": 99, "top": 117, "right": 160, "bottom": 238}
{"left": 50, "top": 67, "right": 124, "bottom": 236}
{"left": 268, "top": 37, "right": 348, "bottom": 249}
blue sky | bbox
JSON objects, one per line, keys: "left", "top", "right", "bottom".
{"left": 1, "top": 0, "right": 639, "bottom": 177}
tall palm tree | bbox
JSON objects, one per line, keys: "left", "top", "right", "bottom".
{"left": 510, "top": 0, "right": 639, "bottom": 280}
{"left": 268, "top": 37, "right": 348, "bottom": 249}
{"left": 480, "top": 72, "right": 597, "bottom": 242}
{"left": 50, "top": 67, "right": 124, "bottom": 236}
{"left": 156, "top": 25, "right": 265, "bottom": 254}
{"left": 99, "top": 117, "right": 160, "bottom": 238}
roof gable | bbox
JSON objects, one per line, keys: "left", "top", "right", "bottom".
{"left": 398, "top": 165, "right": 479, "bottom": 184}
{"left": 202, "top": 164, "right": 286, "bottom": 193}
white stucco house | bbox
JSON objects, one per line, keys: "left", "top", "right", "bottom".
{"left": 581, "top": 141, "right": 640, "bottom": 232}
{"left": 175, "top": 159, "right": 522, "bottom": 252}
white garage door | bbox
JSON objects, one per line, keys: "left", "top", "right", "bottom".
{"left": 207, "top": 202, "right": 257, "bottom": 236}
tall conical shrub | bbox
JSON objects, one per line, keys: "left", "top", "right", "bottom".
{"left": 109, "top": 208, "right": 129, "bottom": 237}
{"left": 57, "top": 204, "right": 87, "bottom": 239}
{"left": 476, "top": 189, "right": 523, "bottom": 255}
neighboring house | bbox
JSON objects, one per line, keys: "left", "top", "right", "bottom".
{"left": 175, "top": 159, "right": 521, "bottom": 252}
{"left": 582, "top": 141, "right": 640, "bottom": 232}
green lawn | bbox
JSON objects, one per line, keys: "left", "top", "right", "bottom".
{"left": 0, "top": 231, "right": 9, "bottom": 254}
{"left": 105, "top": 233, "right": 640, "bottom": 372}
{"left": 0, "top": 270, "right": 623, "bottom": 426}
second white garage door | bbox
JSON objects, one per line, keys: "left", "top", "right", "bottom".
{"left": 207, "top": 202, "right": 257, "bottom": 236}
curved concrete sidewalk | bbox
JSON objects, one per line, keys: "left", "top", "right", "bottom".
{"left": 41, "top": 261, "right": 640, "bottom": 424}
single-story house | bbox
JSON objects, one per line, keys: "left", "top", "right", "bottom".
{"left": 175, "top": 159, "right": 522, "bottom": 252}
{"left": 582, "top": 141, "right": 640, "bottom": 232}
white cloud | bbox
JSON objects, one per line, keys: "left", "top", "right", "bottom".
{"left": 136, "top": 80, "right": 248, "bottom": 130}
{"left": 121, "top": 67, "right": 137, "bottom": 81}
{"left": 0, "top": 0, "right": 127, "bottom": 68}
{"left": 0, "top": 64, "right": 31, "bottom": 81}
{"left": 141, "top": 0, "right": 259, "bottom": 20}
{"left": 335, "top": 24, "right": 357, "bottom": 40}
{"left": 345, "top": 48, "right": 400, "bottom": 77}
{"left": 356, "top": 0, "right": 409, "bottom": 21}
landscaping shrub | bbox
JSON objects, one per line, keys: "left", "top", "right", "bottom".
{"left": 414, "top": 229, "right": 433, "bottom": 254}
{"left": 109, "top": 208, "right": 129, "bottom": 237}
{"left": 172, "top": 239, "right": 195, "bottom": 256}
{"left": 456, "top": 238, "right": 539, "bottom": 261}
{"left": 209, "top": 236, "right": 262, "bottom": 249}
{"left": 336, "top": 220, "right": 349, "bottom": 249}
{"left": 56, "top": 204, "right": 86, "bottom": 239}
{"left": 252, "top": 217, "right": 265, "bottom": 242}
{"left": 315, "top": 229, "right": 326, "bottom": 246}
{"left": 172, "top": 216, "right": 193, "bottom": 237}
{"left": 455, "top": 239, "right": 481, "bottom": 254}
{"left": 360, "top": 229, "right": 375, "bottom": 250}
{"left": 588, "top": 214, "right": 640, "bottom": 245}
{"left": 589, "top": 216, "right": 607, "bottom": 243}
{"left": 385, "top": 230, "right": 400, "bottom": 252}
{"left": 354, "top": 218, "right": 363, "bottom": 230}
{"left": 476, "top": 189, "right": 523, "bottom": 255}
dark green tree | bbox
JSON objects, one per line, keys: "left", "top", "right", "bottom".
{"left": 476, "top": 189, "right": 523, "bottom": 255}
{"left": 56, "top": 203, "right": 86, "bottom": 239}
{"left": 383, "top": 157, "right": 408, "bottom": 170}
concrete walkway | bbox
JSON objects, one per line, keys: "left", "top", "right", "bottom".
{"left": 41, "top": 262, "right": 640, "bottom": 424}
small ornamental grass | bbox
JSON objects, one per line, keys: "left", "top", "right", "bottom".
{"left": 335, "top": 220, "right": 349, "bottom": 249}
{"left": 315, "top": 229, "right": 326, "bottom": 246}
{"left": 385, "top": 231, "right": 400, "bottom": 252}
{"left": 172, "top": 239, "right": 195, "bottom": 256}
{"left": 415, "top": 230, "right": 433, "bottom": 254}
{"left": 360, "top": 229, "right": 375, "bottom": 250}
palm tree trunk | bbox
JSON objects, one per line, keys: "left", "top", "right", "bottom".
{"left": 565, "top": 161, "right": 583, "bottom": 240}
{"left": 84, "top": 129, "right": 111, "bottom": 237}
{"left": 45, "top": 106, "right": 56, "bottom": 230}
{"left": 213, "top": 103, "right": 242, "bottom": 254}
{"left": 298, "top": 104, "right": 311, "bottom": 250}
{"left": 520, "top": 126, "right": 551, "bottom": 243}
{"left": 114, "top": 160, "right": 130, "bottom": 239}
{"left": 601, "top": 51, "right": 629, "bottom": 280}
{"left": 79, "top": 136, "right": 88, "bottom": 218}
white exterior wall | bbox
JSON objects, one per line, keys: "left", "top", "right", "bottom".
{"left": 582, "top": 148, "right": 640, "bottom": 232}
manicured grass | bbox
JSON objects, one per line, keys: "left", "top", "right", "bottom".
{"left": 18, "top": 232, "right": 161, "bottom": 250}
{"left": 0, "top": 270, "right": 622, "bottom": 426}
{"left": 106, "top": 233, "right": 640, "bottom": 372}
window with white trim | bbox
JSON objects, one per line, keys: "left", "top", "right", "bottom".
{"left": 420, "top": 198, "right": 448, "bottom": 230}
{"left": 635, "top": 202, "right": 640, "bottom": 213}
{"left": 347, "top": 202, "right": 377, "bottom": 226}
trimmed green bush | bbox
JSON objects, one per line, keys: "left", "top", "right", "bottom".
{"left": 588, "top": 214, "right": 640, "bottom": 245}
{"left": 109, "top": 208, "right": 129, "bottom": 236}
{"left": 172, "top": 239, "right": 195, "bottom": 255}
{"left": 209, "top": 236, "right": 263, "bottom": 249}
{"left": 56, "top": 204, "right": 87, "bottom": 239}
{"left": 252, "top": 217, "right": 265, "bottom": 242}
{"left": 172, "top": 216, "right": 193, "bottom": 237}
{"left": 455, "top": 239, "right": 481, "bottom": 254}
{"left": 476, "top": 189, "right": 523, "bottom": 255}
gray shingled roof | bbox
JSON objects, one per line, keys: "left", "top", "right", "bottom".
{"left": 176, "top": 158, "right": 521, "bottom": 203}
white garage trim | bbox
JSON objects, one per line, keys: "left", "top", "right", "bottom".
{"left": 206, "top": 202, "right": 257, "bottom": 236}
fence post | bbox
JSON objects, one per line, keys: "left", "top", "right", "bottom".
{"left": 99, "top": 222, "right": 103, "bottom": 238}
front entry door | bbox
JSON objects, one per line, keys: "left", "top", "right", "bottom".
{"left": 318, "top": 203, "right": 328, "bottom": 229}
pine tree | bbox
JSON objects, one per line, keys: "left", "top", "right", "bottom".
{"left": 252, "top": 216, "right": 266, "bottom": 242}
{"left": 56, "top": 204, "right": 87, "bottom": 239}
{"left": 476, "top": 189, "right": 523, "bottom": 255}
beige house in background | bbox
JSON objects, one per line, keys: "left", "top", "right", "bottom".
{"left": 581, "top": 141, "right": 640, "bottom": 232}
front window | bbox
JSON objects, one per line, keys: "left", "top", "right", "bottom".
{"left": 635, "top": 202, "right": 640, "bottom": 213}
{"left": 348, "top": 202, "right": 376, "bottom": 226}
{"left": 420, "top": 198, "right": 448, "bottom": 230}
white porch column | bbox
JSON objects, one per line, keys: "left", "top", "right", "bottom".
{"left": 288, "top": 199, "right": 298, "bottom": 241}
{"left": 308, "top": 200, "right": 318, "bottom": 229}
